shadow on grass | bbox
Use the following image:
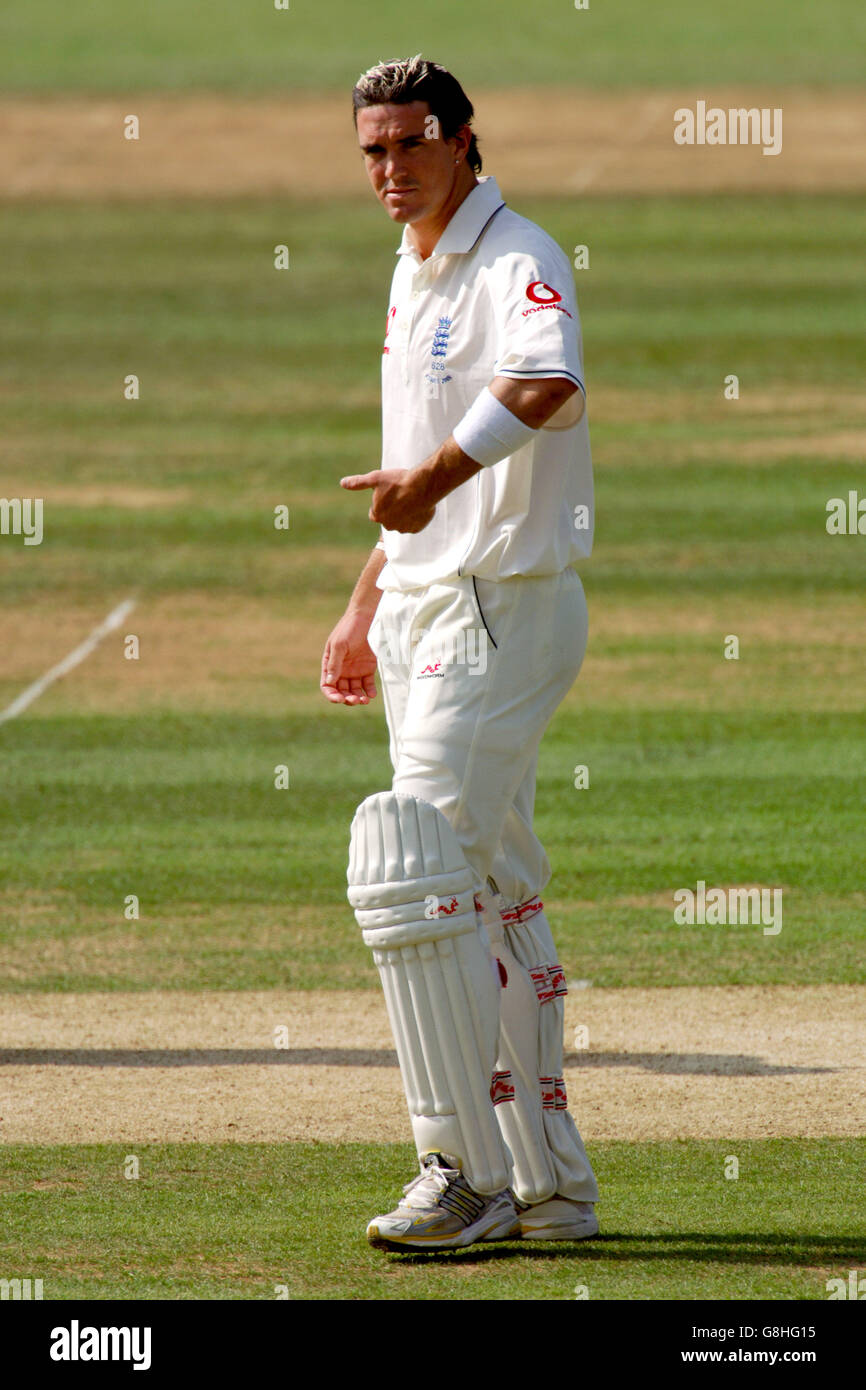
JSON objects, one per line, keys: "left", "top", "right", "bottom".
{"left": 0, "top": 1048, "right": 840, "bottom": 1075}
{"left": 0, "top": 1048, "right": 398, "bottom": 1067}
{"left": 386, "top": 1233, "right": 866, "bottom": 1267}
{"left": 563, "top": 1052, "right": 839, "bottom": 1076}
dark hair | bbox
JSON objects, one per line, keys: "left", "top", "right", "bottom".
{"left": 352, "top": 55, "right": 482, "bottom": 173}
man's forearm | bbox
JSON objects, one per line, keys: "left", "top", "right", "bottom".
{"left": 339, "top": 376, "right": 579, "bottom": 534}
{"left": 347, "top": 544, "right": 387, "bottom": 617}
{"left": 413, "top": 436, "right": 482, "bottom": 509}
{"left": 411, "top": 374, "right": 579, "bottom": 510}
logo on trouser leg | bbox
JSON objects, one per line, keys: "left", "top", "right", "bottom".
{"left": 530, "top": 963, "right": 568, "bottom": 1004}
{"left": 540, "top": 1076, "right": 568, "bottom": 1110}
{"left": 530, "top": 967, "right": 555, "bottom": 1005}
{"left": 491, "top": 1071, "right": 515, "bottom": 1105}
{"left": 548, "top": 964, "right": 568, "bottom": 997}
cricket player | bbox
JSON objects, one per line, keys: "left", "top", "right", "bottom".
{"left": 321, "top": 56, "right": 599, "bottom": 1250}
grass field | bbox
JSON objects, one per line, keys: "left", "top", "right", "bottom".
{"left": 2, "top": 1141, "right": 864, "bottom": 1300}
{"left": 1, "top": 2, "right": 864, "bottom": 1303}
{"left": 2, "top": 0, "right": 865, "bottom": 91}
{"left": 1, "top": 194, "right": 864, "bottom": 1002}
{"left": 1, "top": 707, "right": 864, "bottom": 993}
{"left": 1, "top": 191, "right": 864, "bottom": 1297}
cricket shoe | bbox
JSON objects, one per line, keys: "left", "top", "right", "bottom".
{"left": 511, "top": 1196, "right": 599, "bottom": 1240}
{"left": 366, "top": 1152, "right": 518, "bottom": 1251}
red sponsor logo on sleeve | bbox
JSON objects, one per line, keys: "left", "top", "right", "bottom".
{"left": 522, "top": 281, "right": 572, "bottom": 318}
{"left": 526, "top": 280, "right": 562, "bottom": 304}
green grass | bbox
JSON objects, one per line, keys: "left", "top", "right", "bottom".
{"left": 0, "top": 710, "right": 863, "bottom": 989}
{"left": 2, "top": 195, "right": 864, "bottom": 605}
{"left": 0, "top": 1140, "right": 863, "bottom": 1300}
{"left": 2, "top": 0, "right": 865, "bottom": 91}
{"left": 1, "top": 193, "right": 864, "bottom": 989}
{"left": 0, "top": 177, "right": 864, "bottom": 1301}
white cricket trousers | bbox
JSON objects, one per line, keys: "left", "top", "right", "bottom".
{"left": 367, "top": 567, "right": 599, "bottom": 1204}
{"left": 369, "top": 569, "right": 586, "bottom": 903}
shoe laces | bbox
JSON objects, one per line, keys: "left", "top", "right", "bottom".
{"left": 401, "top": 1154, "right": 461, "bottom": 1209}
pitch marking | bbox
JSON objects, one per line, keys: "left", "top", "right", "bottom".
{"left": 0, "top": 597, "right": 137, "bottom": 724}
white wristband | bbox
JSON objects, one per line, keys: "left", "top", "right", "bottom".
{"left": 452, "top": 387, "right": 538, "bottom": 468}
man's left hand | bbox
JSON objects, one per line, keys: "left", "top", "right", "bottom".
{"left": 341, "top": 468, "right": 436, "bottom": 534}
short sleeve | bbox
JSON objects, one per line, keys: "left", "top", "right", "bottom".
{"left": 490, "top": 241, "right": 585, "bottom": 395}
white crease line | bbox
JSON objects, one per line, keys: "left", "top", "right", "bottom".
{"left": 0, "top": 597, "right": 137, "bottom": 724}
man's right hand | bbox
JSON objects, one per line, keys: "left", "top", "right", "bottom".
{"left": 320, "top": 610, "right": 378, "bottom": 706}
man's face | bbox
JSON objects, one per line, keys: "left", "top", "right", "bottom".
{"left": 357, "top": 100, "right": 461, "bottom": 226}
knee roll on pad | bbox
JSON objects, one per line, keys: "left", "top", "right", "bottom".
{"left": 347, "top": 791, "right": 511, "bottom": 1195}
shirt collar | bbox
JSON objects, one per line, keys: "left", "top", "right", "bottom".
{"left": 396, "top": 176, "right": 506, "bottom": 262}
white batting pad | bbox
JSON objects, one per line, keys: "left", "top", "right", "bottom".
{"left": 348, "top": 792, "right": 511, "bottom": 1195}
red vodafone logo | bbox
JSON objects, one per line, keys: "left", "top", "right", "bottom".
{"left": 521, "top": 281, "right": 572, "bottom": 319}
{"left": 526, "top": 281, "right": 562, "bottom": 305}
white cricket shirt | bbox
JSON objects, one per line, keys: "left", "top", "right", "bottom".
{"left": 376, "top": 175, "right": 593, "bottom": 592}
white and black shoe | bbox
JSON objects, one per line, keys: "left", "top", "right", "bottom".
{"left": 366, "top": 1152, "right": 518, "bottom": 1251}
